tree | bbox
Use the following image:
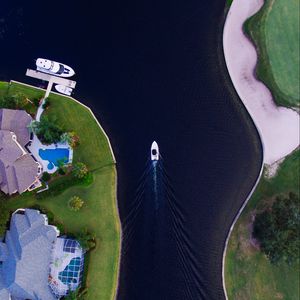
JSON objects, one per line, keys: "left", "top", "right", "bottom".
{"left": 27, "top": 120, "right": 39, "bottom": 134}
{"left": 33, "top": 116, "right": 64, "bottom": 144}
{"left": 60, "top": 132, "right": 80, "bottom": 148}
{"left": 76, "top": 229, "right": 96, "bottom": 251}
{"left": 72, "top": 162, "right": 88, "bottom": 179}
{"left": 42, "top": 98, "right": 50, "bottom": 109}
{"left": 253, "top": 192, "right": 300, "bottom": 264}
{"left": 41, "top": 172, "right": 51, "bottom": 182}
{"left": 57, "top": 158, "right": 68, "bottom": 175}
{"left": 68, "top": 196, "right": 84, "bottom": 212}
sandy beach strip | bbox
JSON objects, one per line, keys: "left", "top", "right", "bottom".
{"left": 223, "top": 0, "right": 299, "bottom": 166}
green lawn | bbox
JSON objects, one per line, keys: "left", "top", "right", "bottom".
{"left": 225, "top": 150, "right": 300, "bottom": 299}
{"left": 244, "top": 0, "right": 300, "bottom": 107}
{"left": 0, "top": 81, "right": 121, "bottom": 300}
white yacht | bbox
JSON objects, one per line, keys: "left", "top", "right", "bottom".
{"left": 54, "top": 84, "right": 73, "bottom": 96}
{"left": 151, "top": 141, "right": 159, "bottom": 161}
{"left": 36, "top": 58, "right": 75, "bottom": 77}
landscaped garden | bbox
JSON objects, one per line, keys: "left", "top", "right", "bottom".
{"left": 0, "top": 81, "right": 121, "bottom": 300}
{"left": 244, "top": 0, "right": 300, "bottom": 107}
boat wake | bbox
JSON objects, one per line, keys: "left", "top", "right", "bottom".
{"left": 119, "top": 144, "right": 209, "bottom": 299}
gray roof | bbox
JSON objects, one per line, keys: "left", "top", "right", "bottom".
{"left": 0, "top": 268, "right": 10, "bottom": 300}
{"left": 0, "top": 130, "right": 39, "bottom": 195}
{"left": 0, "top": 209, "right": 58, "bottom": 300}
{"left": 0, "top": 242, "right": 8, "bottom": 261}
{"left": 0, "top": 108, "right": 32, "bottom": 147}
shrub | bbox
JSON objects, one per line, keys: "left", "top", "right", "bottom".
{"left": 69, "top": 132, "right": 80, "bottom": 148}
{"left": 33, "top": 97, "right": 41, "bottom": 107}
{"left": 41, "top": 172, "right": 51, "bottom": 182}
{"left": 36, "top": 173, "right": 93, "bottom": 200}
{"left": 72, "top": 162, "right": 88, "bottom": 179}
{"left": 1, "top": 92, "right": 28, "bottom": 110}
{"left": 64, "top": 287, "right": 87, "bottom": 300}
{"left": 75, "top": 229, "right": 96, "bottom": 252}
{"left": 56, "top": 158, "right": 68, "bottom": 175}
{"left": 42, "top": 98, "right": 50, "bottom": 109}
{"left": 60, "top": 132, "right": 80, "bottom": 148}
{"left": 68, "top": 196, "right": 84, "bottom": 212}
{"left": 253, "top": 192, "right": 300, "bottom": 264}
{"left": 0, "top": 202, "right": 10, "bottom": 237}
{"left": 58, "top": 167, "right": 66, "bottom": 175}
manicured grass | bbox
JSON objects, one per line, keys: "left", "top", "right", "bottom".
{"left": 3, "top": 81, "right": 44, "bottom": 100}
{"left": 225, "top": 150, "right": 300, "bottom": 300}
{"left": 45, "top": 92, "right": 114, "bottom": 169}
{"left": 0, "top": 81, "right": 44, "bottom": 115}
{"left": 0, "top": 81, "right": 121, "bottom": 300}
{"left": 244, "top": 0, "right": 300, "bottom": 107}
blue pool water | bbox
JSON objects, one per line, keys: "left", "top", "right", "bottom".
{"left": 58, "top": 257, "right": 83, "bottom": 285}
{"left": 39, "top": 148, "right": 69, "bottom": 170}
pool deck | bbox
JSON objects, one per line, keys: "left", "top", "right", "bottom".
{"left": 49, "top": 238, "right": 84, "bottom": 297}
{"left": 27, "top": 136, "right": 73, "bottom": 174}
{"left": 27, "top": 99, "right": 73, "bottom": 174}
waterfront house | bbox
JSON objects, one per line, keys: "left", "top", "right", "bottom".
{"left": 0, "top": 108, "right": 42, "bottom": 194}
{"left": 0, "top": 209, "right": 85, "bottom": 300}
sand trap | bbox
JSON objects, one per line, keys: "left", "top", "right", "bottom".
{"left": 223, "top": 0, "right": 299, "bottom": 165}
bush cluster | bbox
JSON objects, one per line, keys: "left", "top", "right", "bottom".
{"left": 253, "top": 192, "right": 300, "bottom": 264}
{"left": 33, "top": 115, "right": 64, "bottom": 144}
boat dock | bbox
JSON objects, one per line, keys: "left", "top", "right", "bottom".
{"left": 26, "top": 69, "right": 76, "bottom": 97}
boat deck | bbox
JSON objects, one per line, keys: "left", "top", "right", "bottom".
{"left": 26, "top": 69, "right": 76, "bottom": 98}
{"left": 26, "top": 69, "right": 76, "bottom": 88}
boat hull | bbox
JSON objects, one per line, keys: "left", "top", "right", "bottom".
{"left": 36, "top": 58, "right": 75, "bottom": 78}
{"left": 151, "top": 141, "right": 159, "bottom": 160}
{"left": 54, "top": 84, "right": 73, "bottom": 96}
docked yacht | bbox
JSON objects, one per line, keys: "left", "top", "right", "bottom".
{"left": 55, "top": 84, "right": 73, "bottom": 96}
{"left": 151, "top": 141, "right": 159, "bottom": 161}
{"left": 36, "top": 58, "right": 75, "bottom": 77}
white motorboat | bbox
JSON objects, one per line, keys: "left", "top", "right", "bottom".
{"left": 54, "top": 84, "right": 73, "bottom": 96}
{"left": 151, "top": 141, "right": 159, "bottom": 161}
{"left": 36, "top": 58, "right": 75, "bottom": 77}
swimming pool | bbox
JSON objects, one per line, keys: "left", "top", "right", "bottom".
{"left": 58, "top": 257, "right": 83, "bottom": 285}
{"left": 39, "top": 148, "right": 70, "bottom": 170}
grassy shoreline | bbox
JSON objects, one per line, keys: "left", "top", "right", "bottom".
{"left": 225, "top": 150, "right": 299, "bottom": 299}
{"left": 0, "top": 81, "right": 121, "bottom": 299}
{"left": 224, "top": 0, "right": 300, "bottom": 298}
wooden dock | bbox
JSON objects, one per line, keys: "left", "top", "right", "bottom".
{"left": 26, "top": 69, "right": 76, "bottom": 97}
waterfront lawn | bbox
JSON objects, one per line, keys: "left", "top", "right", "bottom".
{"left": 0, "top": 81, "right": 44, "bottom": 115}
{"left": 244, "top": 0, "right": 300, "bottom": 107}
{"left": 45, "top": 92, "right": 114, "bottom": 169}
{"left": 0, "top": 82, "right": 120, "bottom": 300}
{"left": 225, "top": 150, "right": 300, "bottom": 300}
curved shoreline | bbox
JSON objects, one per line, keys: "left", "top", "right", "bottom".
{"left": 10, "top": 80, "right": 122, "bottom": 300}
{"left": 223, "top": 0, "right": 299, "bottom": 166}
{"left": 222, "top": 0, "right": 299, "bottom": 299}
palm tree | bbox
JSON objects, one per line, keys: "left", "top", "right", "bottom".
{"left": 27, "top": 120, "right": 39, "bottom": 134}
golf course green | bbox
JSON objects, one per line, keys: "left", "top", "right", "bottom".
{"left": 245, "top": 0, "right": 300, "bottom": 107}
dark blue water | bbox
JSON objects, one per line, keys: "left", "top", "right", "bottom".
{"left": 0, "top": 0, "right": 262, "bottom": 299}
